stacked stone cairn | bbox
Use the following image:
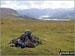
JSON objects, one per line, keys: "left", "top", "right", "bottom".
{"left": 9, "top": 30, "right": 42, "bottom": 48}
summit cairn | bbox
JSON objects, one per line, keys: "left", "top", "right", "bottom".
{"left": 9, "top": 30, "right": 42, "bottom": 48}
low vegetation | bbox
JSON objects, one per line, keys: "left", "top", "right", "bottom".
{"left": 1, "top": 19, "right": 74, "bottom": 55}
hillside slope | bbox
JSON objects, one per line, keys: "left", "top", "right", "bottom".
{"left": 0, "top": 8, "right": 35, "bottom": 20}
{"left": 0, "top": 8, "right": 21, "bottom": 19}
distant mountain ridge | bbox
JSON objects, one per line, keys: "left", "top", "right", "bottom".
{"left": 0, "top": 8, "right": 74, "bottom": 20}
{"left": 48, "top": 8, "right": 75, "bottom": 20}
{"left": 17, "top": 8, "right": 75, "bottom": 20}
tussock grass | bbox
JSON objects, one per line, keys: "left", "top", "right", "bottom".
{"left": 1, "top": 19, "right": 74, "bottom": 55}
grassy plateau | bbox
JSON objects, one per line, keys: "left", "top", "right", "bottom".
{"left": 1, "top": 19, "right": 74, "bottom": 55}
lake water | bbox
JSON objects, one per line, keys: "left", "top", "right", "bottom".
{"left": 39, "top": 19, "right": 71, "bottom": 21}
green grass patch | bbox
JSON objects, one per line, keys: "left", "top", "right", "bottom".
{"left": 1, "top": 19, "right": 74, "bottom": 55}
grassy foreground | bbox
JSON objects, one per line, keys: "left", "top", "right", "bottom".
{"left": 1, "top": 19, "right": 74, "bottom": 55}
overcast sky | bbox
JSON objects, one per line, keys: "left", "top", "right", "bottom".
{"left": 1, "top": 1, "right": 74, "bottom": 10}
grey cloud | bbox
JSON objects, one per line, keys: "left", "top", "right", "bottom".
{"left": 16, "top": 1, "right": 31, "bottom": 6}
{"left": 31, "top": 1, "right": 44, "bottom": 5}
{"left": 1, "top": 1, "right": 7, "bottom": 5}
